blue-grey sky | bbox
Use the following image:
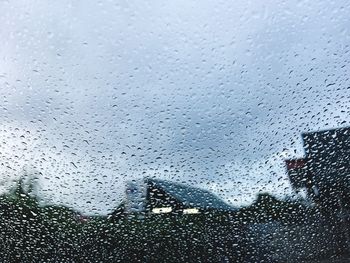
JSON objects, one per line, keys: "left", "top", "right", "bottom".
{"left": 0, "top": 0, "right": 349, "bottom": 214}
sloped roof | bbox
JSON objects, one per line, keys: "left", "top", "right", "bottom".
{"left": 146, "top": 178, "right": 235, "bottom": 211}
{"left": 302, "top": 127, "right": 350, "bottom": 171}
{"left": 302, "top": 127, "right": 350, "bottom": 186}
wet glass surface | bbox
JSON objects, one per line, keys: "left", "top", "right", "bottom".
{"left": 0, "top": 1, "right": 349, "bottom": 262}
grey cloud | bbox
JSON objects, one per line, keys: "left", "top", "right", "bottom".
{"left": 0, "top": 0, "right": 349, "bottom": 214}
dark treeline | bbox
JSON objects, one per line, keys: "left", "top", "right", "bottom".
{"left": 0, "top": 177, "right": 340, "bottom": 263}
{"left": 0, "top": 191, "right": 243, "bottom": 262}
{"left": 0, "top": 189, "right": 244, "bottom": 262}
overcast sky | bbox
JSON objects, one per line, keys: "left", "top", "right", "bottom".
{"left": 0, "top": 0, "right": 349, "bottom": 214}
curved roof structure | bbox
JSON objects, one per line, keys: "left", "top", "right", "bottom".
{"left": 146, "top": 178, "right": 235, "bottom": 211}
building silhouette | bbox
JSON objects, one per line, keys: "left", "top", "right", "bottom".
{"left": 123, "top": 178, "right": 235, "bottom": 216}
{"left": 286, "top": 127, "right": 350, "bottom": 210}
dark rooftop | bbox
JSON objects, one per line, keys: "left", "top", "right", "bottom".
{"left": 146, "top": 178, "right": 235, "bottom": 211}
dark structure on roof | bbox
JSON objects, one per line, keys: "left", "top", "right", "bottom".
{"left": 124, "top": 178, "right": 235, "bottom": 215}
{"left": 285, "top": 127, "right": 350, "bottom": 209}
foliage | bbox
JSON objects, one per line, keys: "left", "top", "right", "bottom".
{"left": 0, "top": 179, "right": 346, "bottom": 262}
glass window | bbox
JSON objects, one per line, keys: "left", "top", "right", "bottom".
{"left": 0, "top": 1, "right": 349, "bottom": 262}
